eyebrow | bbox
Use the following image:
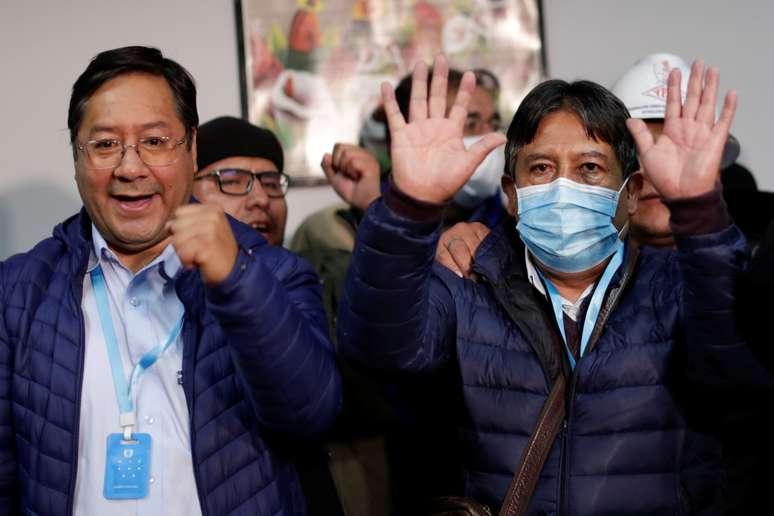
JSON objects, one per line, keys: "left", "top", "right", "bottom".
{"left": 576, "top": 150, "right": 609, "bottom": 163}
{"left": 522, "top": 152, "right": 554, "bottom": 162}
{"left": 86, "top": 121, "right": 173, "bottom": 137}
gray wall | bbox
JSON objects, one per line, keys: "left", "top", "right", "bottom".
{"left": 0, "top": 0, "right": 769, "bottom": 258}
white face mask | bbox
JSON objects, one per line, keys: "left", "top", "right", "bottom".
{"left": 453, "top": 135, "right": 506, "bottom": 209}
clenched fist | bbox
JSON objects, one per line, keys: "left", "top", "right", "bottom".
{"left": 166, "top": 204, "right": 239, "bottom": 286}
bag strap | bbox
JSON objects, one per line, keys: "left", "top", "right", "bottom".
{"left": 498, "top": 373, "right": 566, "bottom": 516}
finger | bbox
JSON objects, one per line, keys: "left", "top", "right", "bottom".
{"left": 331, "top": 143, "right": 342, "bottom": 170}
{"left": 435, "top": 240, "right": 463, "bottom": 277}
{"left": 460, "top": 223, "right": 488, "bottom": 252}
{"left": 625, "top": 118, "right": 655, "bottom": 156}
{"left": 714, "top": 90, "right": 737, "bottom": 137}
{"left": 381, "top": 82, "right": 406, "bottom": 133}
{"left": 342, "top": 157, "right": 364, "bottom": 180}
{"left": 320, "top": 153, "right": 336, "bottom": 180}
{"left": 171, "top": 238, "right": 202, "bottom": 270}
{"left": 696, "top": 66, "right": 719, "bottom": 126}
{"left": 428, "top": 55, "right": 449, "bottom": 119}
{"left": 448, "top": 71, "right": 476, "bottom": 130}
{"left": 471, "top": 222, "right": 491, "bottom": 242}
{"left": 409, "top": 60, "right": 429, "bottom": 122}
{"left": 682, "top": 59, "right": 705, "bottom": 120}
{"left": 664, "top": 67, "right": 683, "bottom": 121}
{"left": 448, "top": 238, "right": 475, "bottom": 278}
{"left": 466, "top": 132, "right": 507, "bottom": 166}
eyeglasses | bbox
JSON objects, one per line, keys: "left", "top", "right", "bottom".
{"left": 194, "top": 168, "right": 290, "bottom": 198}
{"left": 76, "top": 136, "right": 187, "bottom": 169}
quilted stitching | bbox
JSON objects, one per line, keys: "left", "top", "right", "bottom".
{"left": 0, "top": 210, "right": 341, "bottom": 516}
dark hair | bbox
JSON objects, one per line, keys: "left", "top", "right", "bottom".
{"left": 505, "top": 79, "right": 639, "bottom": 179}
{"left": 68, "top": 46, "right": 198, "bottom": 156}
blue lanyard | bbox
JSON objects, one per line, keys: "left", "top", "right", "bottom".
{"left": 90, "top": 266, "right": 184, "bottom": 439}
{"left": 537, "top": 241, "right": 625, "bottom": 370}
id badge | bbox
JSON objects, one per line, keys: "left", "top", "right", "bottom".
{"left": 104, "top": 433, "right": 152, "bottom": 499}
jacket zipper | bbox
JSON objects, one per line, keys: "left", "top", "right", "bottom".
{"left": 557, "top": 247, "right": 638, "bottom": 515}
{"left": 560, "top": 369, "right": 580, "bottom": 516}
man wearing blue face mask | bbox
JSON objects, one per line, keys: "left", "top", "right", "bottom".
{"left": 338, "top": 55, "right": 753, "bottom": 515}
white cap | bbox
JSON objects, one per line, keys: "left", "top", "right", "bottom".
{"left": 611, "top": 53, "right": 690, "bottom": 119}
{"left": 611, "top": 52, "right": 739, "bottom": 167}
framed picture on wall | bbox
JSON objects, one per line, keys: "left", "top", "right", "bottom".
{"left": 235, "top": 0, "right": 546, "bottom": 185}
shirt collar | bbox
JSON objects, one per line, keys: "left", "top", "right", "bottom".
{"left": 88, "top": 224, "right": 182, "bottom": 280}
{"left": 524, "top": 247, "right": 594, "bottom": 321}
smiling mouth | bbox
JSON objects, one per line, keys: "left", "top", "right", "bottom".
{"left": 112, "top": 193, "right": 155, "bottom": 210}
{"left": 251, "top": 222, "right": 272, "bottom": 233}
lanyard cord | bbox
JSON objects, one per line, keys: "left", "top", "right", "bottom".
{"left": 536, "top": 241, "right": 625, "bottom": 370}
{"left": 90, "top": 266, "right": 184, "bottom": 440}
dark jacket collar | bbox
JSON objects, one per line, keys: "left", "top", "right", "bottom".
{"left": 471, "top": 218, "right": 640, "bottom": 380}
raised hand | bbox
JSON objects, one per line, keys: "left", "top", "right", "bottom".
{"left": 166, "top": 204, "right": 239, "bottom": 286}
{"left": 626, "top": 60, "right": 737, "bottom": 200}
{"left": 321, "top": 143, "right": 381, "bottom": 211}
{"left": 384, "top": 55, "right": 506, "bottom": 203}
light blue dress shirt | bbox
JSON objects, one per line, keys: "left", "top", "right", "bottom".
{"left": 72, "top": 226, "right": 202, "bottom": 515}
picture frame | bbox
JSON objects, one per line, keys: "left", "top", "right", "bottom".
{"left": 235, "top": 0, "right": 547, "bottom": 185}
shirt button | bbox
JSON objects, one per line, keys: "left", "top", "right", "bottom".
{"left": 129, "top": 297, "right": 140, "bottom": 307}
{"left": 149, "top": 476, "right": 155, "bottom": 484}
{"left": 145, "top": 415, "right": 154, "bottom": 425}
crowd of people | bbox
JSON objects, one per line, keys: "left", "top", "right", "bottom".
{"left": 0, "top": 44, "right": 772, "bottom": 516}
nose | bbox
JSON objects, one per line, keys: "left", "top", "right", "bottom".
{"left": 113, "top": 144, "right": 149, "bottom": 180}
{"left": 245, "top": 178, "right": 270, "bottom": 209}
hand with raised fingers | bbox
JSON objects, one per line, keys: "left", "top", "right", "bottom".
{"left": 321, "top": 143, "right": 381, "bottom": 211}
{"left": 166, "top": 204, "right": 239, "bottom": 286}
{"left": 626, "top": 60, "right": 737, "bottom": 200}
{"left": 435, "top": 221, "right": 491, "bottom": 278}
{"left": 384, "top": 55, "right": 507, "bottom": 204}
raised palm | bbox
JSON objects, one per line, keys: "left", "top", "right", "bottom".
{"left": 626, "top": 60, "right": 737, "bottom": 200}
{"left": 383, "top": 56, "right": 506, "bottom": 203}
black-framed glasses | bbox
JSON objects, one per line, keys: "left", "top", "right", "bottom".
{"left": 77, "top": 136, "right": 187, "bottom": 169}
{"left": 194, "top": 168, "right": 290, "bottom": 198}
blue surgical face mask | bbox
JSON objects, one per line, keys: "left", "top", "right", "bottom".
{"left": 516, "top": 177, "right": 629, "bottom": 273}
{"left": 453, "top": 136, "right": 505, "bottom": 209}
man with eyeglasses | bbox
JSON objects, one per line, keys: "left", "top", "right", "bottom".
{"left": 0, "top": 46, "right": 341, "bottom": 516}
{"left": 193, "top": 116, "right": 289, "bottom": 246}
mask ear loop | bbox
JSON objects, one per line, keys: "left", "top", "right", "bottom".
{"left": 615, "top": 174, "right": 633, "bottom": 240}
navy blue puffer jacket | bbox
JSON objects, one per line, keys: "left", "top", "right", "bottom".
{"left": 338, "top": 198, "right": 752, "bottom": 516}
{"left": 0, "top": 209, "right": 342, "bottom": 516}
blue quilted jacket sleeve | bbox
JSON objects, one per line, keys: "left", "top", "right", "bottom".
{"left": 205, "top": 243, "right": 342, "bottom": 437}
{"left": 676, "top": 223, "right": 773, "bottom": 389}
{"left": 0, "top": 262, "right": 19, "bottom": 515}
{"left": 337, "top": 198, "right": 457, "bottom": 373}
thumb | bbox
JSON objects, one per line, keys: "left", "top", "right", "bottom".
{"left": 466, "top": 132, "right": 507, "bottom": 166}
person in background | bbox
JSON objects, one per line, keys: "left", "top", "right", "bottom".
{"left": 292, "top": 67, "right": 505, "bottom": 333}
{"left": 338, "top": 54, "right": 755, "bottom": 514}
{"left": 194, "top": 115, "right": 361, "bottom": 516}
{"left": 0, "top": 46, "right": 341, "bottom": 516}
{"left": 193, "top": 116, "right": 289, "bottom": 246}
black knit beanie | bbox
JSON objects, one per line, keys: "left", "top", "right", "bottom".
{"left": 196, "top": 116, "right": 284, "bottom": 172}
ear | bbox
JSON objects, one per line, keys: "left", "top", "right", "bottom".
{"left": 501, "top": 174, "right": 518, "bottom": 218}
{"left": 625, "top": 171, "right": 643, "bottom": 216}
{"left": 189, "top": 127, "right": 198, "bottom": 174}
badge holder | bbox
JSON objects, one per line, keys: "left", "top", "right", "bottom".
{"left": 90, "top": 266, "right": 182, "bottom": 501}
{"left": 104, "top": 415, "right": 152, "bottom": 500}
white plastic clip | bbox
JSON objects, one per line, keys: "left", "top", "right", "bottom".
{"left": 120, "top": 413, "right": 136, "bottom": 441}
